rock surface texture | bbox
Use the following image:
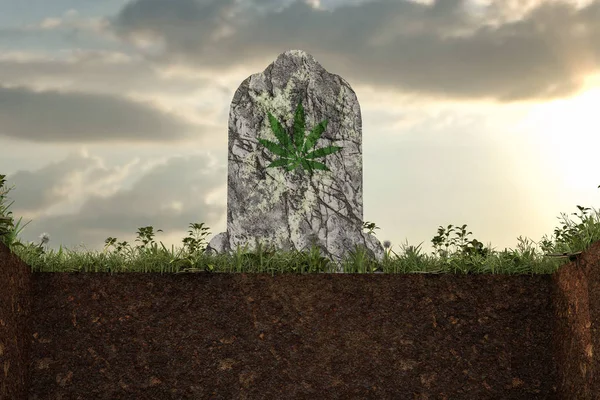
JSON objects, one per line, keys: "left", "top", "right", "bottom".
{"left": 205, "top": 49, "right": 385, "bottom": 272}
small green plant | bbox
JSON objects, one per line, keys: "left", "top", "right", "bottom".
{"left": 0, "top": 174, "right": 33, "bottom": 251}
{"left": 363, "top": 221, "right": 380, "bottom": 235}
{"left": 167, "top": 223, "right": 212, "bottom": 270}
{"left": 102, "top": 222, "right": 213, "bottom": 272}
{"left": 257, "top": 98, "right": 343, "bottom": 177}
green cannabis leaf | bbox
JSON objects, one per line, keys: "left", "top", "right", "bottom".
{"left": 257, "top": 98, "right": 343, "bottom": 176}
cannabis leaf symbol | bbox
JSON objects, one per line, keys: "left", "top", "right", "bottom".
{"left": 257, "top": 98, "right": 343, "bottom": 176}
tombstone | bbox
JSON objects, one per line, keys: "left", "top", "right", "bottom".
{"left": 204, "top": 49, "right": 385, "bottom": 272}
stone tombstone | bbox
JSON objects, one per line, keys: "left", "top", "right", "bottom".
{"left": 205, "top": 49, "right": 385, "bottom": 272}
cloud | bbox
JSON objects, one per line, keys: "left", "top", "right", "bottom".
{"left": 0, "top": 10, "right": 119, "bottom": 53}
{"left": 0, "top": 85, "right": 201, "bottom": 142}
{"left": 4, "top": 151, "right": 226, "bottom": 254}
{"left": 0, "top": 50, "right": 228, "bottom": 97}
{"left": 108, "top": 0, "right": 600, "bottom": 102}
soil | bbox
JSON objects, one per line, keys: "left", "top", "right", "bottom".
{"left": 2, "top": 240, "right": 600, "bottom": 399}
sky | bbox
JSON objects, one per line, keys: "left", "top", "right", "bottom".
{"left": 1, "top": 0, "right": 599, "bottom": 261}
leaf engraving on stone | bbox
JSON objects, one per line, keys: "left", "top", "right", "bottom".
{"left": 257, "top": 98, "right": 343, "bottom": 177}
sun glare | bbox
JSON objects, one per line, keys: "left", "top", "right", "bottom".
{"left": 522, "top": 79, "right": 600, "bottom": 193}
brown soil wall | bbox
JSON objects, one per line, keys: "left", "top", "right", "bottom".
{"left": 2, "top": 240, "right": 600, "bottom": 399}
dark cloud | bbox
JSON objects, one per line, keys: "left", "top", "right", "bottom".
{"left": 0, "top": 52, "right": 228, "bottom": 96}
{"left": 109, "top": 0, "right": 600, "bottom": 102}
{"left": 112, "top": 0, "right": 239, "bottom": 49}
{"left": 0, "top": 85, "right": 201, "bottom": 142}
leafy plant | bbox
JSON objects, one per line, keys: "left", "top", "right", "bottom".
{"left": 168, "top": 222, "right": 212, "bottom": 269}
{"left": 0, "top": 174, "right": 32, "bottom": 251}
{"left": 257, "top": 98, "right": 343, "bottom": 177}
{"left": 102, "top": 222, "right": 215, "bottom": 271}
{"left": 431, "top": 224, "right": 492, "bottom": 260}
{"left": 363, "top": 221, "right": 380, "bottom": 235}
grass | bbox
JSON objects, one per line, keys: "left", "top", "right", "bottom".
{"left": 1, "top": 174, "right": 600, "bottom": 276}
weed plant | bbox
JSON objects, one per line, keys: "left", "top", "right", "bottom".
{"left": 1, "top": 174, "right": 599, "bottom": 276}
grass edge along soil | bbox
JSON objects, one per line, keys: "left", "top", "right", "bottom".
{"left": 2, "top": 174, "right": 600, "bottom": 276}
